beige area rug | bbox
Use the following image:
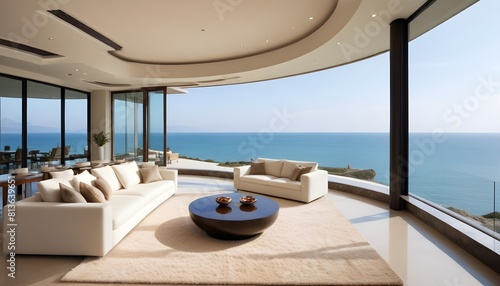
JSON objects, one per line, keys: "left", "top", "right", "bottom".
{"left": 62, "top": 193, "right": 403, "bottom": 285}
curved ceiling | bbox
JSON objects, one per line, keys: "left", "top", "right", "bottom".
{"left": 0, "top": 0, "right": 477, "bottom": 92}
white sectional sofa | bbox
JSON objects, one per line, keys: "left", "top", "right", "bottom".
{"left": 233, "top": 158, "right": 328, "bottom": 203}
{"left": 2, "top": 162, "right": 177, "bottom": 256}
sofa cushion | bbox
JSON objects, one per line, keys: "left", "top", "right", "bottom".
{"left": 139, "top": 165, "right": 163, "bottom": 183}
{"left": 249, "top": 161, "right": 266, "bottom": 175}
{"left": 268, "top": 178, "right": 302, "bottom": 191}
{"left": 296, "top": 166, "right": 313, "bottom": 181}
{"left": 139, "top": 162, "right": 155, "bottom": 168}
{"left": 50, "top": 169, "right": 74, "bottom": 181}
{"left": 240, "top": 175, "right": 275, "bottom": 185}
{"left": 289, "top": 165, "right": 305, "bottom": 181}
{"left": 71, "top": 170, "right": 97, "bottom": 192}
{"left": 258, "top": 158, "right": 283, "bottom": 177}
{"left": 59, "top": 182, "right": 86, "bottom": 203}
{"left": 80, "top": 182, "right": 106, "bottom": 203}
{"left": 92, "top": 177, "right": 112, "bottom": 200}
{"left": 114, "top": 180, "right": 173, "bottom": 204}
{"left": 110, "top": 195, "right": 146, "bottom": 229}
{"left": 91, "top": 166, "right": 122, "bottom": 192}
{"left": 38, "top": 178, "right": 64, "bottom": 202}
{"left": 281, "top": 160, "right": 318, "bottom": 178}
{"left": 112, "top": 162, "right": 141, "bottom": 189}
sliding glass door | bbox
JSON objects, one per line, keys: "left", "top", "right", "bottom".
{"left": 112, "top": 88, "right": 167, "bottom": 165}
{"left": 113, "top": 91, "right": 144, "bottom": 162}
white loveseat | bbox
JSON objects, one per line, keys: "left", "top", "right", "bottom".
{"left": 2, "top": 162, "right": 177, "bottom": 256}
{"left": 233, "top": 158, "right": 328, "bottom": 203}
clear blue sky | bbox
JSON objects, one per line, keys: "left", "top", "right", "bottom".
{"left": 167, "top": 0, "right": 499, "bottom": 133}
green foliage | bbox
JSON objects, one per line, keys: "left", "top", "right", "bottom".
{"left": 92, "top": 130, "right": 110, "bottom": 147}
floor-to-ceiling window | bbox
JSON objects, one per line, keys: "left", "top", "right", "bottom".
{"left": 409, "top": 0, "right": 499, "bottom": 235}
{"left": 27, "top": 81, "right": 62, "bottom": 166}
{"left": 112, "top": 91, "right": 144, "bottom": 162}
{"left": 113, "top": 89, "right": 167, "bottom": 165}
{"left": 0, "top": 76, "right": 22, "bottom": 172}
{"left": 0, "top": 74, "right": 90, "bottom": 171}
{"left": 65, "top": 89, "right": 89, "bottom": 163}
{"left": 147, "top": 89, "right": 166, "bottom": 165}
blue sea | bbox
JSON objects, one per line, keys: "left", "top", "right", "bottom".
{"left": 1, "top": 132, "right": 499, "bottom": 216}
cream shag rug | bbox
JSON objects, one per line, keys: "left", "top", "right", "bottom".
{"left": 62, "top": 193, "right": 403, "bottom": 285}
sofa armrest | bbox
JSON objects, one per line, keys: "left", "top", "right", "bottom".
{"left": 3, "top": 201, "right": 113, "bottom": 256}
{"left": 234, "top": 165, "right": 251, "bottom": 177}
{"left": 233, "top": 165, "right": 251, "bottom": 189}
{"left": 158, "top": 168, "right": 178, "bottom": 190}
{"left": 300, "top": 170, "right": 328, "bottom": 202}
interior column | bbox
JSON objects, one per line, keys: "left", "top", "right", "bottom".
{"left": 389, "top": 18, "right": 409, "bottom": 210}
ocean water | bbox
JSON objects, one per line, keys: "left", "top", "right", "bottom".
{"left": 164, "top": 132, "right": 500, "bottom": 216}
{"left": 1, "top": 132, "right": 499, "bottom": 215}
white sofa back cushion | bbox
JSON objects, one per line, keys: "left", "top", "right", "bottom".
{"left": 49, "top": 169, "right": 74, "bottom": 181}
{"left": 92, "top": 166, "right": 122, "bottom": 192}
{"left": 257, "top": 158, "right": 283, "bottom": 177}
{"left": 112, "top": 162, "right": 141, "bottom": 189}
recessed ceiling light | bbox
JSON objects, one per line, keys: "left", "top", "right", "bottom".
{"left": 240, "top": 45, "right": 245, "bottom": 48}
{"left": 337, "top": 42, "right": 341, "bottom": 45}
{"left": 371, "top": 14, "right": 377, "bottom": 17}
{"left": 309, "top": 16, "right": 314, "bottom": 20}
{"left": 83, "top": 72, "right": 87, "bottom": 75}
{"left": 48, "top": 37, "right": 54, "bottom": 40}
{"left": 75, "top": 68, "right": 79, "bottom": 72}
{"left": 265, "top": 40, "right": 269, "bottom": 43}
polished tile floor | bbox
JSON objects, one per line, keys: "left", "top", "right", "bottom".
{"left": 1, "top": 175, "right": 499, "bottom": 285}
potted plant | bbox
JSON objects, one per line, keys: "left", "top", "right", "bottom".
{"left": 92, "top": 130, "right": 110, "bottom": 160}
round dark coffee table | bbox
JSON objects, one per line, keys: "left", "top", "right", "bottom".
{"left": 188, "top": 193, "right": 279, "bottom": 240}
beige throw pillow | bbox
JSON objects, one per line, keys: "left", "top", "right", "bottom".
{"left": 92, "top": 177, "right": 112, "bottom": 200}
{"left": 139, "top": 165, "right": 163, "bottom": 183}
{"left": 289, "top": 165, "right": 313, "bottom": 181}
{"left": 80, "top": 182, "right": 106, "bottom": 203}
{"left": 249, "top": 161, "right": 266, "bottom": 175}
{"left": 71, "top": 170, "right": 97, "bottom": 192}
{"left": 60, "top": 183, "right": 86, "bottom": 203}
{"left": 289, "top": 165, "right": 305, "bottom": 181}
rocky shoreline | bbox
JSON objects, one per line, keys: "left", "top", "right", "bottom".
{"left": 447, "top": 207, "right": 500, "bottom": 233}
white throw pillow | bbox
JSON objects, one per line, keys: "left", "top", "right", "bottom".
{"left": 112, "top": 162, "right": 141, "bottom": 189}
{"left": 127, "top": 161, "right": 139, "bottom": 172}
{"left": 49, "top": 169, "right": 74, "bottom": 181}
{"left": 91, "top": 165, "right": 122, "bottom": 192}
{"left": 71, "top": 170, "right": 97, "bottom": 192}
{"left": 38, "top": 179, "right": 64, "bottom": 202}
